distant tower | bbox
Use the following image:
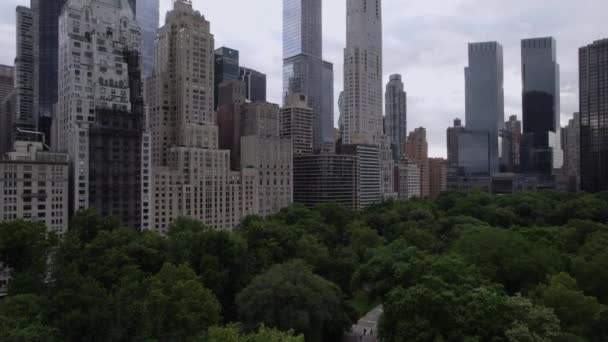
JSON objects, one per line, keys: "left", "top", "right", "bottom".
{"left": 385, "top": 74, "right": 407, "bottom": 161}
{"left": 404, "top": 128, "right": 430, "bottom": 196}
{"left": 343, "top": 0, "right": 383, "bottom": 145}
{"left": 521, "top": 37, "right": 562, "bottom": 175}
{"left": 283, "top": 0, "right": 333, "bottom": 149}
{"left": 579, "top": 39, "right": 608, "bottom": 192}
{"left": 465, "top": 41, "right": 505, "bottom": 174}
{"left": 136, "top": 0, "right": 160, "bottom": 78}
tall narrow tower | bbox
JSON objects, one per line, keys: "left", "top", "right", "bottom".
{"left": 385, "top": 74, "right": 407, "bottom": 161}
{"left": 465, "top": 41, "right": 504, "bottom": 175}
{"left": 57, "top": 0, "right": 150, "bottom": 229}
{"left": 136, "top": 0, "right": 160, "bottom": 78}
{"left": 343, "top": 0, "right": 383, "bottom": 146}
{"left": 282, "top": 0, "right": 333, "bottom": 149}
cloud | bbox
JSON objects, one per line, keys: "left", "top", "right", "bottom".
{"left": 3, "top": 0, "right": 607, "bottom": 158}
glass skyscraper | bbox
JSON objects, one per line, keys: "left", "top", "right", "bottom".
{"left": 283, "top": 0, "right": 333, "bottom": 149}
{"left": 465, "top": 42, "right": 504, "bottom": 175}
{"left": 136, "top": 0, "right": 160, "bottom": 78}
{"left": 521, "top": 37, "right": 562, "bottom": 175}
{"left": 579, "top": 39, "right": 608, "bottom": 192}
{"left": 385, "top": 74, "right": 407, "bottom": 161}
{"left": 215, "top": 47, "right": 240, "bottom": 110}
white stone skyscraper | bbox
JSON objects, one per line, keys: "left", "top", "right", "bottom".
{"left": 56, "top": 0, "right": 150, "bottom": 229}
{"left": 147, "top": 0, "right": 257, "bottom": 234}
{"left": 343, "top": 0, "right": 383, "bottom": 146}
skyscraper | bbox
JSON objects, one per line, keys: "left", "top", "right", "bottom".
{"left": 385, "top": 74, "right": 407, "bottom": 161}
{"left": 447, "top": 118, "right": 464, "bottom": 173}
{"left": 14, "top": 6, "right": 38, "bottom": 141}
{"left": 281, "top": 93, "right": 314, "bottom": 156}
{"left": 501, "top": 115, "right": 522, "bottom": 172}
{"left": 137, "top": 0, "right": 160, "bottom": 78}
{"left": 215, "top": 47, "right": 240, "bottom": 110}
{"left": 35, "top": 0, "right": 67, "bottom": 146}
{"left": 465, "top": 41, "right": 504, "bottom": 174}
{"left": 283, "top": 0, "right": 333, "bottom": 149}
{"left": 343, "top": 0, "right": 383, "bottom": 146}
{"left": 147, "top": 0, "right": 257, "bottom": 233}
{"left": 57, "top": 0, "right": 150, "bottom": 229}
{"left": 521, "top": 37, "right": 562, "bottom": 175}
{"left": 562, "top": 112, "right": 580, "bottom": 191}
{"left": 404, "top": 127, "right": 430, "bottom": 196}
{"left": 428, "top": 158, "right": 447, "bottom": 198}
{"left": 579, "top": 39, "right": 608, "bottom": 192}
{"left": 0, "top": 65, "right": 14, "bottom": 103}
{"left": 239, "top": 67, "right": 267, "bottom": 103}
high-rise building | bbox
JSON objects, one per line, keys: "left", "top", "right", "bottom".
{"left": 457, "top": 130, "right": 491, "bottom": 176}
{"left": 321, "top": 60, "right": 335, "bottom": 149}
{"left": 215, "top": 47, "right": 240, "bottom": 110}
{"left": 0, "top": 141, "right": 69, "bottom": 295}
{"left": 447, "top": 118, "right": 464, "bottom": 173}
{"left": 579, "top": 39, "right": 608, "bottom": 192}
{"left": 240, "top": 102, "right": 293, "bottom": 217}
{"left": 148, "top": 0, "right": 257, "bottom": 233}
{"left": 343, "top": 0, "right": 383, "bottom": 146}
{"left": 562, "top": 112, "right": 580, "bottom": 192}
{"left": 501, "top": 115, "right": 522, "bottom": 172}
{"left": 283, "top": 0, "right": 333, "bottom": 149}
{"left": 465, "top": 42, "right": 504, "bottom": 174}
{"left": 396, "top": 160, "right": 421, "bottom": 200}
{"left": 338, "top": 90, "right": 345, "bottom": 134}
{"left": 293, "top": 153, "right": 358, "bottom": 209}
{"left": 137, "top": 0, "right": 160, "bottom": 78}
{"left": 428, "top": 158, "right": 447, "bottom": 198}
{"left": 341, "top": 144, "right": 381, "bottom": 209}
{"left": 521, "top": 37, "right": 562, "bottom": 175}
{"left": 217, "top": 80, "right": 247, "bottom": 170}
{"left": 35, "top": 0, "right": 67, "bottom": 146}
{"left": 385, "top": 74, "right": 407, "bottom": 162}
{"left": 281, "top": 93, "right": 313, "bottom": 155}
{"left": 57, "top": 0, "right": 150, "bottom": 229}
{"left": 14, "top": 6, "right": 38, "bottom": 142}
{"left": 239, "top": 67, "right": 267, "bottom": 103}
{"left": 404, "top": 127, "right": 430, "bottom": 196}
{"left": 0, "top": 92, "right": 17, "bottom": 154}
{"left": 0, "top": 65, "right": 14, "bottom": 103}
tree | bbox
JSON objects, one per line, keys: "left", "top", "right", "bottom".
{"left": 68, "top": 209, "right": 122, "bottom": 244}
{"left": 454, "top": 227, "right": 564, "bottom": 293}
{"left": 206, "top": 324, "right": 304, "bottom": 342}
{"left": 532, "top": 273, "right": 602, "bottom": 338}
{"left": 347, "top": 221, "right": 384, "bottom": 259}
{"left": 0, "top": 294, "right": 58, "bottom": 342}
{"left": 145, "top": 263, "right": 221, "bottom": 341}
{"left": 236, "top": 261, "right": 355, "bottom": 342}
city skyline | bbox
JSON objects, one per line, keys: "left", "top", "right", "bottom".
{"left": 0, "top": 0, "right": 606, "bottom": 157}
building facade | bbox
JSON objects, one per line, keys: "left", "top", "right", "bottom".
{"left": 217, "top": 80, "right": 247, "bottom": 170}
{"left": 501, "top": 115, "right": 522, "bottom": 172}
{"left": 281, "top": 93, "right": 313, "bottom": 155}
{"left": 214, "top": 47, "right": 240, "bottom": 110}
{"left": 56, "top": 0, "right": 150, "bottom": 229}
{"left": 0, "top": 65, "right": 14, "bottom": 103}
{"left": 465, "top": 42, "right": 504, "bottom": 175}
{"left": 447, "top": 118, "right": 464, "bottom": 174}
{"left": 404, "top": 127, "right": 430, "bottom": 196}
{"left": 562, "top": 112, "right": 580, "bottom": 192}
{"left": 282, "top": 0, "right": 333, "bottom": 149}
{"left": 14, "top": 6, "right": 38, "bottom": 143}
{"left": 385, "top": 74, "right": 407, "bottom": 162}
{"left": 428, "top": 158, "right": 447, "bottom": 198}
{"left": 396, "top": 160, "right": 421, "bottom": 200}
{"left": 342, "top": 144, "right": 381, "bottom": 209}
{"left": 521, "top": 37, "right": 562, "bottom": 175}
{"left": 342, "top": 0, "right": 383, "bottom": 146}
{"left": 136, "top": 0, "right": 159, "bottom": 78}
{"left": 293, "top": 153, "right": 358, "bottom": 209}
{"left": 148, "top": 0, "right": 258, "bottom": 233}
{"left": 240, "top": 102, "right": 292, "bottom": 217}
{"left": 579, "top": 39, "right": 608, "bottom": 192}
{"left": 239, "top": 67, "right": 267, "bottom": 103}
{"left": 0, "top": 141, "right": 69, "bottom": 295}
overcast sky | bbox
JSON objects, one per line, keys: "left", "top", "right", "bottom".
{"left": 1, "top": 0, "right": 606, "bottom": 157}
